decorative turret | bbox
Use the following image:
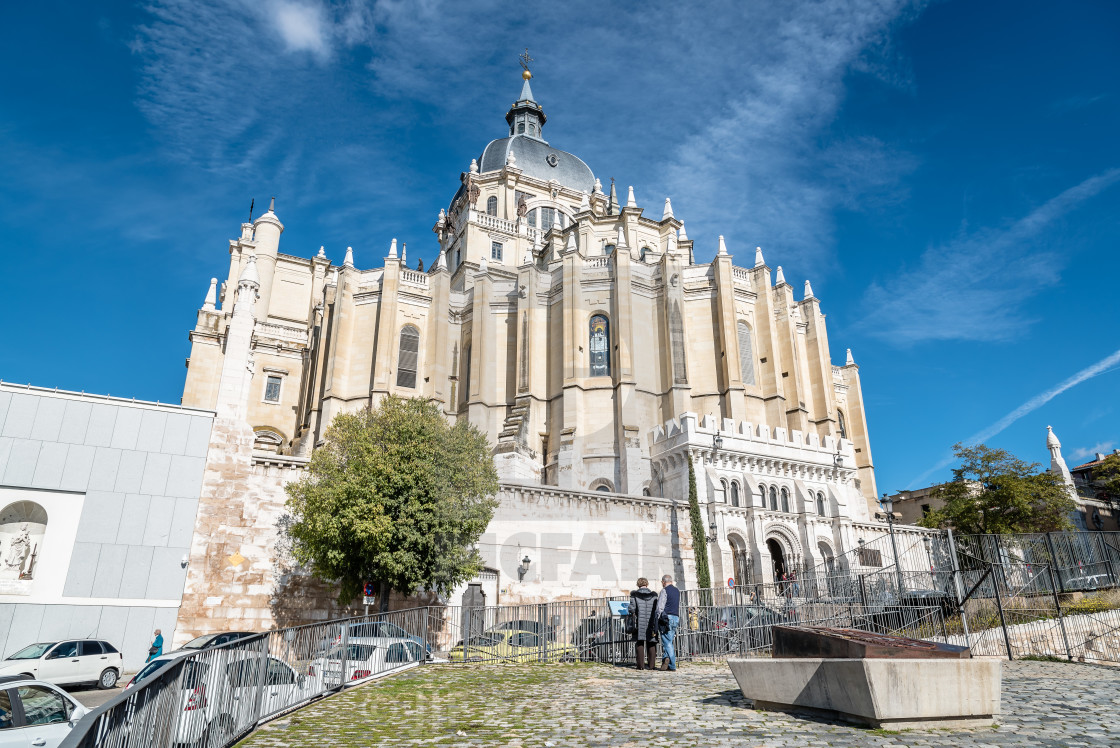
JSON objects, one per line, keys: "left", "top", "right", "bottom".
{"left": 343, "top": 246, "right": 355, "bottom": 269}
{"left": 662, "top": 198, "right": 674, "bottom": 220}
{"left": 608, "top": 179, "right": 618, "bottom": 215}
{"left": 678, "top": 222, "right": 688, "bottom": 241}
{"left": 250, "top": 196, "right": 283, "bottom": 320}
{"left": 755, "top": 246, "right": 765, "bottom": 267}
{"left": 845, "top": 348, "right": 855, "bottom": 366}
{"left": 202, "top": 278, "right": 217, "bottom": 312}
{"left": 804, "top": 279, "right": 815, "bottom": 300}
{"left": 616, "top": 224, "right": 628, "bottom": 249}
{"left": 388, "top": 238, "right": 398, "bottom": 259}
{"left": 775, "top": 265, "right": 787, "bottom": 286}
{"left": 505, "top": 56, "right": 546, "bottom": 140}
{"left": 717, "top": 235, "right": 728, "bottom": 256}
{"left": 1047, "top": 425, "right": 1073, "bottom": 482}
{"left": 626, "top": 185, "right": 637, "bottom": 209}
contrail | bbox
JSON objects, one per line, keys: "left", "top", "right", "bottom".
{"left": 909, "top": 347, "right": 1120, "bottom": 487}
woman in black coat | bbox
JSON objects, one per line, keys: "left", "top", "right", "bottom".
{"left": 628, "top": 577, "right": 660, "bottom": 670}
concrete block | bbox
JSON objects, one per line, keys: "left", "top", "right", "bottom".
{"left": 184, "top": 416, "right": 213, "bottom": 457}
{"left": 115, "top": 495, "right": 151, "bottom": 545}
{"left": 118, "top": 546, "right": 155, "bottom": 599}
{"left": 147, "top": 547, "right": 188, "bottom": 600}
{"left": 60, "top": 444, "right": 96, "bottom": 492}
{"left": 113, "top": 450, "right": 147, "bottom": 494}
{"left": 76, "top": 491, "right": 125, "bottom": 544}
{"left": 166, "top": 455, "right": 205, "bottom": 499}
{"left": 110, "top": 408, "right": 143, "bottom": 451}
{"left": 142, "top": 499, "right": 175, "bottom": 547}
{"left": 1, "top": 394, "right": 39, "bottom": 439}
{"left": 40, "top": 606, "right": 83, "bottom": 641}
{"left": 83, "top": 404, "right": 118, "bottom": 447}
{"left": 87, "top": 447, "right": 123, "bottom": 491}
{"left": 2, "top": 440, "right": 41, "bottom": 486}
{"left": 727, "top": 657, "right": 1002, "bottom": 729}
{"left": 122, "top": 607, "right": 158, "bottom": 670}
{"left": 139, "top": 453, "right": 171, "bottom": 496}
{"left": 168, "top": 498, "right": 200, "bottom": 547}
{"left": 161, "top": 413, "right": 192, "bottom": 455}
{"left": 62, "top": 543, "right": 102, "bottom": 598}
{"left": 0, "top": 604, "right": 16, "bottom": 658}
{"left": 29, "top": 397, "right": 66, "bottom": 442}
{"left": 31, "top": 441, "right": 68, "bottom": 489}
{"left": 57, "top": 400, "right": 93, "bottom": 444}
{"left": 0, "top": 438, "right": 11, "bottom": 483}
{"left": 68, "top": 605, "right": 103, "bottom": 638}
{"left": 0, "top": 393, "right": 10, "bottom": 432}
{"left": 95, "top": 606, "right": 129, "bottom": 653}
{"left": 6, "top": 605, "right": 46, "bottom": 656}
{"left": 136, "top": 411, "right": 168, "bottom": 455}
{"left": 90, "top": 544, "right": 128, "bottom": 598}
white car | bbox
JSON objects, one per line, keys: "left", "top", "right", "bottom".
{"left": 0, "top": 640, "right": 123, "bottom": 689}
{"left": 309, "top": 637, "right": 425, "bottom": 683}
{"left": 127, "top": 650, "right": 317, "bottom": 744}
{"left": 0, "top": 674, "right": 89, "bottom": 747}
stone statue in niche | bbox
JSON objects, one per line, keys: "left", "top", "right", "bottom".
{"left": 2, "top": 524, "right": 30, "bottom": 580}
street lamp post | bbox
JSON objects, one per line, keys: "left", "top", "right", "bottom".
{"left": 881, "top": 493, "right": 906, "bottom": 598}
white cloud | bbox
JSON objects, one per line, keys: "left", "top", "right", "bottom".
{"left": 1069, "top": 442, "right": 1117, "bottom": 463}
{"left": 909, "top": 347, "right": 1120, "bottom": 487}
{"left": 860, "top": 168, "right": 1120, "bottom": 344}
{"left": 271, "top": 1, "right": 330, "bottom": 56}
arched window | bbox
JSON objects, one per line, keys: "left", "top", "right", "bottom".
{"left": 528, "top": 123, "right": 536, "bottom": 136}
{"left": 396, "top": 325, "right": 420, "bottom": 388}
{"left": 758, "top": 485, "right": 766, "bottom": 508}
{"left": 769, "top": 486, "right": 778, "bottom": 511}
{"left": 517, "top": 122, "right": 525, "bottom": 134}
{"left": 589, "top": 314, "right": 610, "bottom": 377}
{"left": 603, "top": 244, "right": 615, "bottom": 255}
{"left": 737, "top": 321, "right": 756, "bottom": 385}
{"left": 486, "top": 196, "right": 498, "bottom": 216}
{"left": 461, "top": 342, "right": 472, "bottom": 407}
{"left": 730, "top": 482, "right": 740, "bottom": 507}
{"left": 719, "top": 479, "right": 728, "bottom": 503}
{"left": 837, "top": 409, "right": 847, "bottom": 440}
{"left": 817, "top": 492, "right": 827, "bottom": 517}
{"left": 780, "top": 487, "right": 790, "bottom": 513}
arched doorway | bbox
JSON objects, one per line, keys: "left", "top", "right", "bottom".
{"left": 766, "top": 538, "right": 786, "bottom": 584}
{"left": 729, "top": 534, "right": 751, "bottom": 586}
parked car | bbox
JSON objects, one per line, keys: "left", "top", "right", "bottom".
{"left": 485, "top": 619, "right": 558, "bottom": 643}
{"left": 1064, "top": 573, "right": 1114, "bottom": 592}
{"left": 346, "top": 622, "right": 433, "bottom": 658}
{"left": 0, "top": 674, "right": 89, "bottom": 747}
{"left": 0, "top": 640, "right": 123, "bottom": 689}
{"left": 448, "top": 630, "right": 576, "bottom": 663}
{"left": 177, "top": 631, "right": 259, "bottom": 651}
{"left": 309, "top": 637, "right": 425, "bottom": 683}
{"left": 570, "top": 615, "right": 629, "bottom": 661}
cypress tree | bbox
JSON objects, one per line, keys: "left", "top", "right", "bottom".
{"left": 687, "top": 456, "right": 712, "bottom": 590}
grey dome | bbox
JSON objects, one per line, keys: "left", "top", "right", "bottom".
{"left": 478, "top": 135, "right": 595, "bottom": 194}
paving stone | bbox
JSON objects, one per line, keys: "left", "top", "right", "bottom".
{"left": 238, "top": 660, "right": 1120, "bottom": 748}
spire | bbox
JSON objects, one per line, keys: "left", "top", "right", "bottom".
{"left": 401, "top": 243, "right": 407, "bottom": 265}
{"left": 1047, "top": 425, "right": 1061, "bottom": 450}
{"left": 616, "top": 224, "right": 628, "bottom": 248}
{"left": 678, "top": 222, "right": 688, "bottom": 240}
{"left": 435, "top": 248, "right": 447, "bottom": 270}
{"left": 388, "top": 238, "right": 398, "bottom": 259}
{"left": 717, "top": 235, "right": 728, "bottom": 256}
{"left": 662, "top": 198, "right": 674, "bottom": 220}
{"left": 626, "top": 185, "right": 637, "bottom": 209}
{"left": 268, "top": 197, "right": 275, "bottom": 213}
{"left": 505, "top": 57, "right": 547, "bottom": 139}
{"left": 202, "top": 278, "right": 217, "bottom": 311}
{"left": 239, "top": 254, "right": 260, "bottom": 286}
{"left": 343, "top": 246, "right": 354, "bottom": 268}
{"left": 754, "top": 246, "right": 765, "bottom": 267}
{"left": 775, "top": 265, "right": 786, "bottom": 285}
{"left": 1047, "top": 425, "right": 1074, "bottom": 484}
{"left": 579, "top": 191, "right": 591, "bottom": 212}
{"left": 804, "top": 279, "right": 815, "bottom": 299}
{"left": 518, "top": 76, "right": 535, "bottom": 104}
{"left": 608, "top": 179, "right": 618, "bottom": 215}
{"left": 845, "top": 348, "right": 855, "bottom": 366}
{"left": 565, "top": 230, "right": 577, "bottom": 253}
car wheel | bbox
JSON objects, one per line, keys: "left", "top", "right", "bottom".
{"left": 98, "top": 668, "right": 119, "bottom": 689}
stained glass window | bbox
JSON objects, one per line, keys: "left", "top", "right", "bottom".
{"left": 589, "top": 315, "right": 610, "bottom": 377}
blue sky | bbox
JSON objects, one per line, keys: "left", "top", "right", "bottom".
{"left": 1, "top": 1, "right": 1118, "bottom": 492}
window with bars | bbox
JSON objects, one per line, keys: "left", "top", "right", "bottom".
{"left": 396, "top": 326, "right": 420, "bottom": 388}
{"left": 737, "top": 321, "right": 756, "bottom": 385}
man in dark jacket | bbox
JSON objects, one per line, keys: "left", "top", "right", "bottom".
{"left": 657, "top": 575, "right": 681, "bottom": 671}
{"left": 628, "top": 578, "right": 659, "bottom": 670}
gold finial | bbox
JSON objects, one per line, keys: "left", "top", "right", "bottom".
{"left": 519, "top": 48, "right": 534, "bottom": 80}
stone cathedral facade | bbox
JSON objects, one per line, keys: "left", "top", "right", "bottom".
{"left": 177, "top": 72, "right": 892, "bottom": 633}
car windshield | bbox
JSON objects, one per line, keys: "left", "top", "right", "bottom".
{"left": 181, "top": 634, "right": 218, "bottom": 650}
{"left": 329, "top": 644, "right": 375, "bottom": 662}
{"left": 131, "top": 660, "right": 165, "bottom": 685}
{"left": 7, "top": 643, "right": 55, "bottom": 660}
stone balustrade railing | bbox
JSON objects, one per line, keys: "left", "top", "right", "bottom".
{"left": 475, "top": 213, "right": 517, "bottom": 234}
{"left": 254, "top": 321, "right": 309, "bottom": 344}
{"left": 399, "top": 269, "right": 429, "bottom": 287}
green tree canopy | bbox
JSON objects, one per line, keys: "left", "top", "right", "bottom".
{"left": 918, "top": 443, "right": 1076, "bottom": 535}
{"left": 687, "top": 457, "right": 712, "bottom": 590}
{"left": 285, "top": 396, "right": 499, "bottom": 606}
{"left": 1092, "top": 453, "right": 1120, "bottom": 501}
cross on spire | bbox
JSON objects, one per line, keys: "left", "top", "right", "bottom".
{"left": 519, "top": 48, "right": 534, "bottom": 76}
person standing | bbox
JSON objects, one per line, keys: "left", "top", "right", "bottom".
{"left": 627, "top": 578, "right": 659, "bottom": 670}
{"left": 147, "top": 629, "right": 164, "bottom": 663}
{"left": 657, "top": 574, "right": 681, "bottom": 671}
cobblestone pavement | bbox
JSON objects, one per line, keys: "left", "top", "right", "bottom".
{"left": 239, "top": 659, "right": 1120, "bottom": 747}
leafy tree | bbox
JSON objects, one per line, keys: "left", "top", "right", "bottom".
{"left": 285, "top": 396, "right": 499, "bottom": 608}
{"left": 1092, "top": 454, "right": 1120, "bottom": 501}
{"left": 918, "top": 443, "right": 1075, "bottom": 535}
{"left": 687, "top": 457, "right": 712, "bottom": 589}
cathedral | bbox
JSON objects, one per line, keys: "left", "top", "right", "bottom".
{"left": 177, "top": 68, "right": 892, "bottom": 629}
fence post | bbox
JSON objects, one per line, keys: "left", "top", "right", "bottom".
{"left": 946, "top": 529, "right": 972, "bottom": 651}
{"left": 1098, "top": 533, "right": 1118, "bottom": 585}
{"left": 858, "top": 575, "right": 868, "bottom": 608}
{"left": 1047, "top": 564, "right": 1074, "bottom": 662}
{"left": 1045, "top": 532, "right": 1066, "bottom": 594}
{"left": 422, "top": 607, "right": 430, "bottom": 662}
{"left": 990, "top": 564, "right": 1014, "bottom": 661}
